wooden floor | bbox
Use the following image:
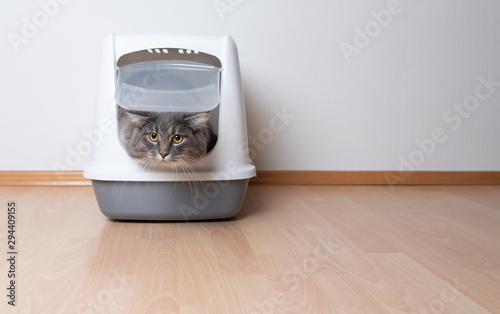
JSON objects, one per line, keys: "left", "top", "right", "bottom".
{"left": 0, "top": 185, "right": 499, "bottom": 313}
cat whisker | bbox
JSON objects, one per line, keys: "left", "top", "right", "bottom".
{"left": 180, "top": 156, "right": 207, "bottom": 180}
{"left": 178, "top": 158, "right": 207, "bottom": 197}
{"left": 137, "top": 156, "right": 154, "bottom": 171}
{"left": 179, "top": 155, "right": 208, "bottom": 172}
{"left": 178, "top": 158, "right": 204, "bottom": 201}
{"left": 166, "top": 162, "right": 179, "bottom": 200}
{"left": 146, "top": 160, "right": 155, "bottom": 172}
{"left": 178, "top": 160, "right": 197, "bottom": 197}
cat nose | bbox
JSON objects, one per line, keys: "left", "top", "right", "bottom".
{"left": 160, "top": 153, "right": 168, "bottom": 159}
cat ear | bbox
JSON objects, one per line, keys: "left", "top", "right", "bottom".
{"left": 126, "top": 112, "right": 148, "bottom": 126}
{"left": 185, "top": 112, "right": 210, "bottom": 130}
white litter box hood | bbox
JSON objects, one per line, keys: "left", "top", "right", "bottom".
{"left": 84, "top": 33, "right": 256, "bottom": 182}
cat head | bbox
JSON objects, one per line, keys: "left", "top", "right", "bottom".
{"left": 118, "top": 106, "right": 212, "bottom": 169}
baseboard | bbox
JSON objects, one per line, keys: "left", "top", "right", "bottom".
{"left": 0, "top": 171, "right": 91, "bottom": 186}
{"left": 249, "top": 171, "right": 500, "bottom": 185}
{"left": 1, "top": 170, "right": 499, "bottom": 186}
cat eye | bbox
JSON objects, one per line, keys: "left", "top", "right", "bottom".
{"left": 172, "top": 134, "right": 183, "bottom": 144}
{"left": 149, "top": 133, "right": 159, "bottom": 142}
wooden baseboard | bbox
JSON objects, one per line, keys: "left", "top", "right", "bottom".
{"left": 0, "top": 171, "right": 91, "bottom": 186}
{"left": 249, "top": 171, "right": 500, "bottom": 185}
{"left": 0, "top": 170, "right": 499, "bottom": 186}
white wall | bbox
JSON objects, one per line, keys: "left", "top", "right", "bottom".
{"left": 1, "top": 0, "right": 499, "bottom": 171}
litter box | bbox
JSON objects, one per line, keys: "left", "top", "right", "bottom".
{"left": 83, "top": 33, "right": 256, "bottom": 220}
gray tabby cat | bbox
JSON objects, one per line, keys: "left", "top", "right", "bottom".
{"left": 117, "top": 106, "right": 216, "bottom": 168}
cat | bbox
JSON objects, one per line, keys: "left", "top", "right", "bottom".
{"left": 117, "top": 106, "right": 217, "bottom": 169}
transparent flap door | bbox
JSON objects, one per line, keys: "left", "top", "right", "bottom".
{"left": 116, "top": 60, "right": 221, "bottom": 112}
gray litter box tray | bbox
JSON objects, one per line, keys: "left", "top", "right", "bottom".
{"left": 92, "top": 179, "right": 249, "bottom": 221}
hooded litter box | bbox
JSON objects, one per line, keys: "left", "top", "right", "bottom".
{"left": 84, "top": 34, "right": 256, "bottom": 220}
